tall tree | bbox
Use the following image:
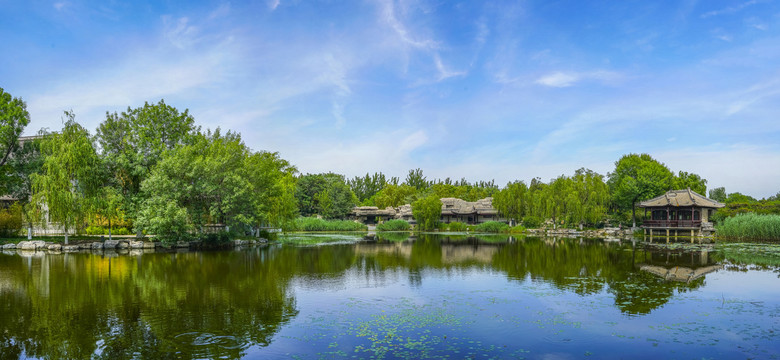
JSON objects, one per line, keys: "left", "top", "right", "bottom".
{"left": 95, "top": 99, "right": 198, "bottom": 226}
{"left": 0, "top": 87, "right": 31, "bottom": 191}
{"left": 7, "top": 132, "right": 47, "bottom": 238}
{"left": 672, "top": 171, "right": 707, "bottom": 195}
{"left": 708, "top": 187, "right": 727, "bottom": 202}
{"left": 32, "top": 112, "right": 101, "bottom": 244}
{"left": 493, "top": 181, "right": 528, "bottom": 224}
{"left": 569, "top": 168, "right": 610, "bottom": 228}
{"left": 412, "top": 195, "right": 441, "bottom": 231}
{"left": 404, "top": 168, "right": 430, "bottom": 190}
{"left": 607, "top": 154, "right": 673, "bottom": 227}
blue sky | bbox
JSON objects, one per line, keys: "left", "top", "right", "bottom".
{"left": 2, "top": 0, "right": 779, "bottom": 198}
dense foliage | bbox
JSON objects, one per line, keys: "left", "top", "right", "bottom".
{"left": 291, "top": 217, "right": 367, "bottom": 232}
{"left": 375, "top": 219, "right": 411, "bottom": 231}
{"left": 412, "top": 195, "right": 442, "bottom": 231}
{"left": 716, "top": 213, "right": 780, "bottom": 241}
{"left": 473, "top": 221, "right": 510, "bottom": 233}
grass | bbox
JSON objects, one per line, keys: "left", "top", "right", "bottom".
{"left": 447, "top": 222, "right": 468, "bottom": 232}
{"left": 473, "top": 221, "right": 510, "bottom": 233}
{"left": 716, "top": 213, "right": 780, "bottom": 241}
{"left": 376, "top": 219, "right": 411, "bottom": 231}
{"left": 290, "top": 217, "right": 368, "bottom": 232}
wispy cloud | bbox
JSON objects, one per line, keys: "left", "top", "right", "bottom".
{"left": 535, "top": 70, "right": 623, "bottom": 88}
{"left": 162, "top": 16, "right": 200, "bottom": 49}
{"left": 701, "top": 0, "right": 761, "bottom": 18}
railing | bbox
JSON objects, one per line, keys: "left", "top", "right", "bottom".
{"left": 642, "top": 220, "right": 702, "bottom": 228}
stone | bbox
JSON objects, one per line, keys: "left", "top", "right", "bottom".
{"left": 2, "top": 243, "right": 16, "bottom": 249}
{"left": 103, "top": 240, "right": 120, "bottom": 249}
{"left": 142, "top": 242, "right": 155, "bottom": 249}
{"left": 92, "top": 242, "right": 104, "bottom": 250}
{"left": 116, "top": 241, "right": 130, "bottom": 249}
{"left": 175, "top": 241, "right": 189, "bottom": 248}
{"left": 233, "top": 240, "right": 248, "bottom": 247}
{"left": 62, "top": 245, "right": 80, "bottom": 251}
{"left": 18, "top": 240, "right": 46, "bottom": 250}
{"left": 48, "top": 244, "right": 62, "bottom": 251}
{"left": 79, "top": 243, "right": 93, "bottom": 249}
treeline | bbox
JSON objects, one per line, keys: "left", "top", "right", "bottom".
{"left": 2, "top": 87, "right": 777, "bottom": 240}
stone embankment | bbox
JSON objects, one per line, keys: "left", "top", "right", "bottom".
{"left": 1, "top": 238, "right": 269, "bottom": 254}
{"left": 526, "top": 227, "right": 635, "bottom": 239}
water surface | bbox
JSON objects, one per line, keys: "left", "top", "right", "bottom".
{"left": 1, "top": 234, "right": 778, "bottom": 359}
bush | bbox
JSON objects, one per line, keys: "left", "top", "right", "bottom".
{"left": 200, "top": 231, "right": 233, "bottom": 246}
{"left": 376, "top": 219, "right": 410, "bottom": 231}
{"left": 716, "top": 213, "right": 780, "bottom": 241}
{"left": 114, "top": 227, "right": 131, "bottom": 235}
{"left": 0, "top": 203, "right": 23, "bottom": 238}
{"left": 447, "top": 222, "right": 468, "bottom": 231}
{"left": 507, "top": 225, "right": 526, "bottom": 233}
{"left": 473, "top": 221, "right": 510, "bottom": 233}
{"left": 292, "top": 217, "right": 368, "bottom": 231}
{"left": 521, "top": 216, "right": 542, "bottom": 229}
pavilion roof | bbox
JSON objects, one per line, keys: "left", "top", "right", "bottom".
{"left": 638, "top": 189, "right": 725, "bottom": 209}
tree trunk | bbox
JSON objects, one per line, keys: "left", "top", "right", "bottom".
{"left": 27, "top": 224, "right": 32, "bottom": 240}
{"left": 108, "top": 218, "right": 112, "bottom": 241}
{"left": 632, "top": 204, "right": 636, "bottom": 228}
{"left": 64, "top": 227, "right": 69, "bottom": 245}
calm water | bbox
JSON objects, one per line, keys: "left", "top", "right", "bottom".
{"left": 1, "top": 234, "right": 779, "bottom": 359}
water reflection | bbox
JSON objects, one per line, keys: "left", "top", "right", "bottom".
{"left": 0, "top": 235, "right": 777, "bottom": 359}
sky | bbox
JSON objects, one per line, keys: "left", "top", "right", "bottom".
{"left": 1, "top": 0, "right": 779, "bottom": 199}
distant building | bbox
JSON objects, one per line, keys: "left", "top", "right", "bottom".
{"left": 638, "top": 189, "right": 725, "bottom": 236}
{"left": 349, "top": 197, "right": 503, "bottom": 225}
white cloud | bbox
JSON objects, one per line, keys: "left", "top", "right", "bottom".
{"left": 53, "top": 2, "right": 68, "bottom": 11}
{"left": 268, "top": 0, "right": 280, "bottom": 11}
{"left": 535, "top": 72, "right": 579, "bottom": 87}
{"left": 701, "top": 0, "right": 761, "bottom": 18}
{"left": 535, "top": 70, "right": 623, "bottom": 88}
{"left": 433, "top": 54, "right": 466, "bottom": 81}
{"left": 162, "top": 16, "right": 200, "bottom": 49}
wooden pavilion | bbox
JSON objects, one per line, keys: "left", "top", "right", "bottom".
{"left": 638, "top": 189, "right": 725, "bottom": 236}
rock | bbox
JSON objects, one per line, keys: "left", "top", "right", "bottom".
{"left": 18, "top": 240, "right": 46, "bottom": 250}
{"left": 92, "top": 242, "right": 104, "bottom": 250}
{"left": 79, "top": 243, "right": 93, "bottom": 249}
{"left": 142, "top": 242, "right": 155, "bottom": 249}
{"left": 103, "top": 240, "right": 120, "bottom": 249}
{"left": 2, "top": 243, "right": 16, "bottom": 249}
{"left": 62, "top": 245, "right": 80, "bottom": 251}
{"left": 116, "top": 241, "right": 129, "bottom": 249}
{"left": 175, "top": 241, "right": 189, "bottom": 248}
{"left": 129, "top": 240, "right": 145, "bottom": 249}
{"left": 48, "top": 244, "right": 62, "bottom": 251}
{"left": 258, "top": 238, "right": 268, "bottom": 243}
{"left": 233, "top": 240, "right": 248, "bottom": 247}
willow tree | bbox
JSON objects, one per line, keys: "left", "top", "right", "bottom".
{"left": 32, "top": 112, "right": 101, "bottom": 244}
{"left": 493, "top": 181, "right": 528, "bottom": 225}
{"left": 0, "top": 87, "right": 31, "bottom": 192}
{"left": 412, "top": 195, "right": 442, "bottom": 231}
{"left": 569, "top": 168, "right": 610, "bottom": 229}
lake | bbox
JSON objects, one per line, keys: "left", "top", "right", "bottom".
{"left": 1, "top": 234, "right": 779, "bottom": 359}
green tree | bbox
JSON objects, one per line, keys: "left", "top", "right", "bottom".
{"left": 493, "top": 181, "right": 528, "bottom": 224}
{"left": 348, "top": 172, "right": 387, "bottom": 203}
{"left": 672, "top": 171, "right": 707, "bottom": 195}
{"left": 607, "top": 154, "right": 673, "bottom": 227}
{"left": 6, "top": 132, "right": 47, "bottom": 238}
{"left": 32, "top": 112, "right": 101, "bottom": 244}
{"left": 245, "top": 151, "right": 298, "bottom": 230}
{"left": 569, "top": 168, "right": 610, "bottom": 228}
{"left": 295, "top": 173, "right": 356, "bottom": 219}
{"left": 95, "top": 100, "right": 198, "bottom": 227}
{"left": 0, "top": 87, "right": 31, "bottom": 192}
{"left": 372, "top": 184, "right": 417, "bottom": 208}
{"left": 708, "top": 187, "right": 727, "bottom": 202}
{"left": 725, "top": 192, "right": 757, "bottom": 204}
{"left": 404, "top": 168, "right": 430, "bottom": 190}
{"left": 412, "top": 195, "right": 441, "bottom": 231}
{"left": 93, "top": 186, "right": 124, "bottom": 240}
{"left": 136, "top": 130, "right": 255, "bottom": 242}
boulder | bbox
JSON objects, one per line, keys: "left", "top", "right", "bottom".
{"left": 92, "top": 242, "right": 104, "bottom": 250}
{"left": 116, "top": 241, "right": 130, "bottom": 249}
{"left": 2, "top": 243, "right": 16, "bottom": 249}
{"left": 48, "top": 244, "right": 62, "bottom": 251}
{"left": 233, "top": 240, "right": 248, "bottom": 247}
{"left": 142, "top": 242, "right": 155, "bottom": 249}
{"left": 18, "top": 240, "right": 46, "bottom": 250}
{"left": 79, "top": 243, "right": 93, "bottom": 249}
{"left": 103, "top": 240, "right": 120, "bottom": 249}
{"left": 129, "top": 240, "right": 144, "bottom": 249}
{"left": 175, "top": 241, "right": 190, "bottom": 248}
{"left": 62, "top": 245, "right": 80, "bottom": 251}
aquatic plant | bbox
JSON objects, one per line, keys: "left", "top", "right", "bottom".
{"left": 716, "top": 213, "right": 780, "bottom": 241}
{"left": 447, "top": 222, "right": 468, "bottom": 231}
{"left": 291, "top": 217, "right": 367, "bottom": 232}
{"left": 375, "top": 219, "right": 411, "bottom": 231}
{"left": 473, "top": 221, "right": 509, "bottom": 233}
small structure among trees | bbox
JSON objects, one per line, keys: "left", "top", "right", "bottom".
{"left": 639, "top": 188, "right": 725, "bottom": 236}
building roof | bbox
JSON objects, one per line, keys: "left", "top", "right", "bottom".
{"left": 440, "top": 197, "right": 497, "bottom": 216}
{"left": 638, "top": 189, "right": 725, "bottom": 209}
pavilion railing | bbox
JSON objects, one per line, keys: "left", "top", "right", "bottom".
{"left": 642, "top": 220, "right": 702, "bottom": 228}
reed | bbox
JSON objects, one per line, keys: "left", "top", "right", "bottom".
{"left": 292, "top": 217, "right": 368, "bottom": 232}
{"left": 716, "top": 213, "right": 780, "bottom": 241}
{"left": 376, "top": 219, "right": 411, "bottom": 231}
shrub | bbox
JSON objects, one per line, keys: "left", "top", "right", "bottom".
{"left": 473, "top": 221, "right": 510, "bottom": 233}
{"left": 447, "top": 222, "right": 468, "bottom": 231}
{"left": 85, "top": 226, "right": 105, "bottom": 235}
{"left": 507, "top": 225, "right": 526, "bottom": 233}
{"left": 0, "top": 203, "right": 23, "bottom": 238}
{"left": 292, "top": 217, "right": 368, "bottom": 232}
{"left": 521, "top": 216, "right": 542, "bottom": 229}
{"left": 200, "top": 231, "right": 233, "bottom": 246}
{"left": 716, "top": 213, "right": 780, "bottom": 241}
{"left": 114, "top": 227, "right": 131, "bottom": 235}
{"left": 376, "top": 219, "right": 410, "bottom": 231}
